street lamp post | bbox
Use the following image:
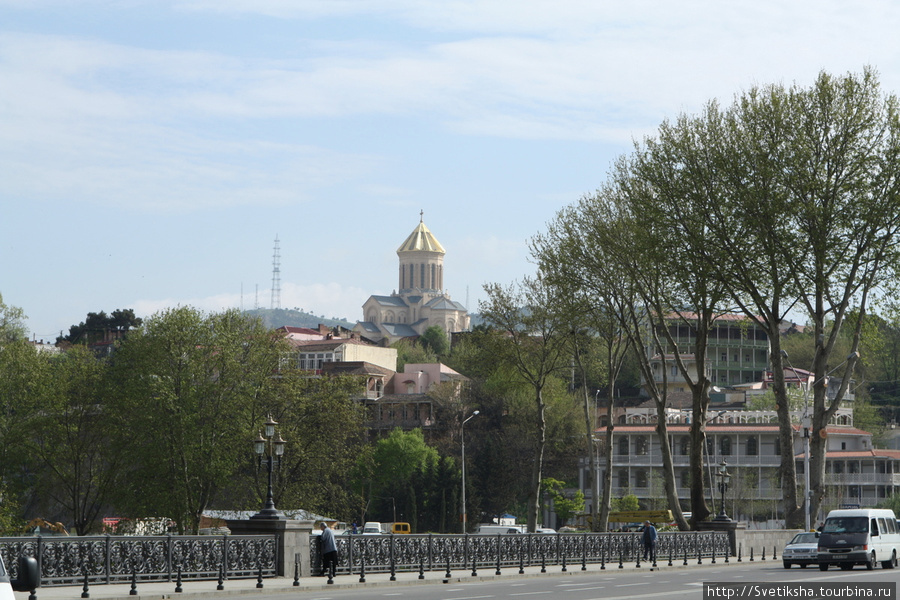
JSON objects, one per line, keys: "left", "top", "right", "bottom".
{"left": 251, "top": 415, "right": 286, "bottom": 520}
{"left": 714, "top": 460, "right": 732, "bottom": 521}
{"left": 461, "top": 410, "right": 480, "bottom": 533}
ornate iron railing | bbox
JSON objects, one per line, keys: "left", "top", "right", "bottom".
{"left": 311, "top": 531, "right": 730, "bottom": 575}
{"left": 0, "top": 534, "right": 277, "bottom": 586}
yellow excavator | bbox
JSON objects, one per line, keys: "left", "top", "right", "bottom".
{"left": 26, "top": 518, "right": 69, "bottom": 535}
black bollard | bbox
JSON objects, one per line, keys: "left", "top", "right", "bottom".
{"left": 750, "top": 547, "right": 754, "bottom": 561}
{"left": 496, "top": 551, "right": 501, "bottom": 576}
{"left": 541, "top": 552, "right": 546, "bottom": 573}
{"left": 444, "top": 556, "right": 451, "bottom": 580}
{"left": 773, "top": 545, "right": 777, "bottom": 560}
{"left": 636, "top": 551, "right": 641, "bottom": 568}
{"left": 129, "top": 570, "right": 137, "bottom": 596}
{"left": 581, "top": 551, "right": 586, "bottom": 572}
{"left": 420, "top": 560, "right": 426, "bottom": 580}
{"left": 256, "top": 563, "right": 263, "bottom": 589}
{"left": 561, "top": 553, "right": 567, "bottom": 572}
{"left": 725, "top": 548, "right": 729, "bottom": 564}
{"left": 292, "top": 559, "right": 298, "bottom": 587}
{"left": 761, "top": 546, "right": 766, "bottom": 561}
{"left": 218, "top": 564, "right": 226, "bottom": 590}
{"left": 359, "top": 555, "right": 367, "bottom": 583}
{"left": 683, "top": 548, "right": 688, "bottom": 566}
{"left": 652, "top": 552, "right": 657, "bottom": 569}
{"left": 712, "top": 546, "right": 716, "bottom": 564}
{"left": 668, "top": 549, "right": 673, "bottom": 567}
{"left": 175, "top": 567, "right": 183, "bottom": 593}
{"left": 390, "top": 557, "right": 397, "bottom": 582}
{"left": 519, "top": 550, "right": 524, "bottom": 575}
{"left": 697, "top": 547, "right": 702, "bottom": 565}
{"left": 81, "top": 568, "right": 90, "bottom": 599}
{"left": 618, "top": 549, "right": 624, "bottom": 569}
{"left": 738, "top": 545, "right": 742, "bottom": 562}
{"left": 600, "top": 548, "right": 605, "bottom": 570}
{"left": 471, "top": 553, "right": 478, "bottom": 577}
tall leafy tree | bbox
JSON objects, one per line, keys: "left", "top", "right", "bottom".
{"left": 108, "top": 307, "right": 284, "bottom": 533}
{"left": 480, "top": 275, "right": 571, "bottom": 531}
{"left": 632, "top": 68, "right": 900, "bottom": 526}
{"left": 26, "top": 346, "right": 119, "bottom": 534}
{"left": 254, "top": 372, "right": 368, "bottom": 520}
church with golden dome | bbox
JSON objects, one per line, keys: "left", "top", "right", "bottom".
{"left": 354, "top": 214, "right": 470, "bottom": 344}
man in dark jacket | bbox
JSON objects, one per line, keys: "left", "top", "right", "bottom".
{"left": 641, "top": 520, "right": 657, "bottom": 562}
{"left": 319, "top": 522, "right": 338, "bottom": 579}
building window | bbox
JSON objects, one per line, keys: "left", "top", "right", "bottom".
{"left": 680, "top": 437, "right": 690, "bottom": 456}
{"left": 681, "top": 470, "right": 691, "bottom": 488}
{"left": 421, "top": 264, "right": 426, "bottom": 287}
{"left": 618, "top": 470, "right": 629, "bottom": 488}
{"left": 721, "top": 352, "right": 727, "bottom": 362}
{"left": 671, "top": 365, "right": 678, "bottom": 377}
{"left": 635, "top": 437, "right": 649, "bottom": 455}
{"left": 774, "top": 438, "right": 781, "bottom": 455}
{"left": 618, "top": 437, "right": 629, "bottom": 456}
{"left": 720, "top": 437, "right": 732, "bottom": 456}
{"left": 636, "top": 470, "right": 648, "bottom": 488}
{"left": 746, "top": 436, "right": 758, "bottom": 456}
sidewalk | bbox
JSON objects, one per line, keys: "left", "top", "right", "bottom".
{"left": 14, "top": 557, "right": 749, "bottom": 600}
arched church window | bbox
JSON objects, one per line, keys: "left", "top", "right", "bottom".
{"left": 431, "top": 264, "right": 436, "bottom": 288}
{"left": 421, "top": 264, "right": 426, "bottom": 287}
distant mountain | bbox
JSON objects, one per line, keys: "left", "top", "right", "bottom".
{"left": 243, "top": 308, "right": 354, "bottom": 330}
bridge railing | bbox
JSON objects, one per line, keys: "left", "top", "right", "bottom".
{"left": 311, "top": 530, "right": 730, "bottom": 575}
{"left": 0, "top": 534, "right": 277, "bottom": 586}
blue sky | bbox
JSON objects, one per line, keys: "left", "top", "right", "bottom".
{"left": 3, "top": 1, "right": 900, "bottom": 340}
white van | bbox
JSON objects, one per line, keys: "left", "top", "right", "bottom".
{"left": 362, "top": 521, "right": 382, "bottom": 535}
{"left": 1, "top": 554, "right": 40, "bottom": 600}
{"left": 817, "top": 508, "right": 900, "bottom": 570}
{"left": 476, "top": 524, "right": 524, "bottom": 534}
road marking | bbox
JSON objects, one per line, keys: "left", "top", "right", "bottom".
{"left": 510, "top": 592, "right": 552, "bottom": 596}
{"left": 615, "top": 582, "right": 647, "bottom": 587}
{"left": 563, "top": 586, "right": 606, "bottom": 592}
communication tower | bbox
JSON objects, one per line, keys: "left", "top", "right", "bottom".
{"left": 270, "top": 235, "right": 281, "bottom": 310}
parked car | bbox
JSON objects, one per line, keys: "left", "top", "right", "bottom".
{"left": 783, "top": 532, "right": 819, "bottom": 568}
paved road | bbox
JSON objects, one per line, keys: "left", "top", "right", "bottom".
{"left": 14, "top": 559, "right": 898, "bottom": 600}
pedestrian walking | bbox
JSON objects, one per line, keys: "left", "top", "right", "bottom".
{"left": 641, "top": 520, "right": 657, "bottom": 562}
{"left": 319, "top": 522, "right": 338, "bottom": 578}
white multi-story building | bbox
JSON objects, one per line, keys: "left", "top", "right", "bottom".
{"left": 580, "top": 408, "right": 900, "bottom": 525}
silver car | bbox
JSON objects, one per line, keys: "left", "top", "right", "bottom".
{"left": 783, "top": 532, "right": 819, "bottom": 568}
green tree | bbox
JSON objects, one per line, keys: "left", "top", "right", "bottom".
{"left": 108, "top": 307, "right": 284, "bottom": 533}
{"left": 541, "top": 477, "right": 584, "bottom": 526}
{"left": 58, "top": 309, "right": 142, "bottom": 345}
{"left": 480, "top": 275, "right": 571, "bottom": 532}
{"left": 420, "top": 325, "right": 450, "bottom": 357}
{"left": 257, "top": 373, "right": 368, "bottom": 520}
{"left": 0, "top": 334, "right": 45, "bottom": 522}
{"left": 25, "top": 346, "right": 120, "bottom": 534}
{"left": 0, "top": 293, "right": 27, "bottom": 342}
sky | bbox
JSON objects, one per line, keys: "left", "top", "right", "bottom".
{"left": 3, "top": 1, "right": 900, "bottom": 340}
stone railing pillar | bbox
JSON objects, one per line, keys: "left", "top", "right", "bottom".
{"left": 226, "top": 519, "right": 315, "bottom": 577}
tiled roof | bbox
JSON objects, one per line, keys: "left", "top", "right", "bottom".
{"left": 397, "top": 220, "right": 445, "bottom": 253}
{"left": 819, "top": 449, "right": 900, "bottom": 459}
{"left": 370, "top": 295, "right": 408, "bottom": 307}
